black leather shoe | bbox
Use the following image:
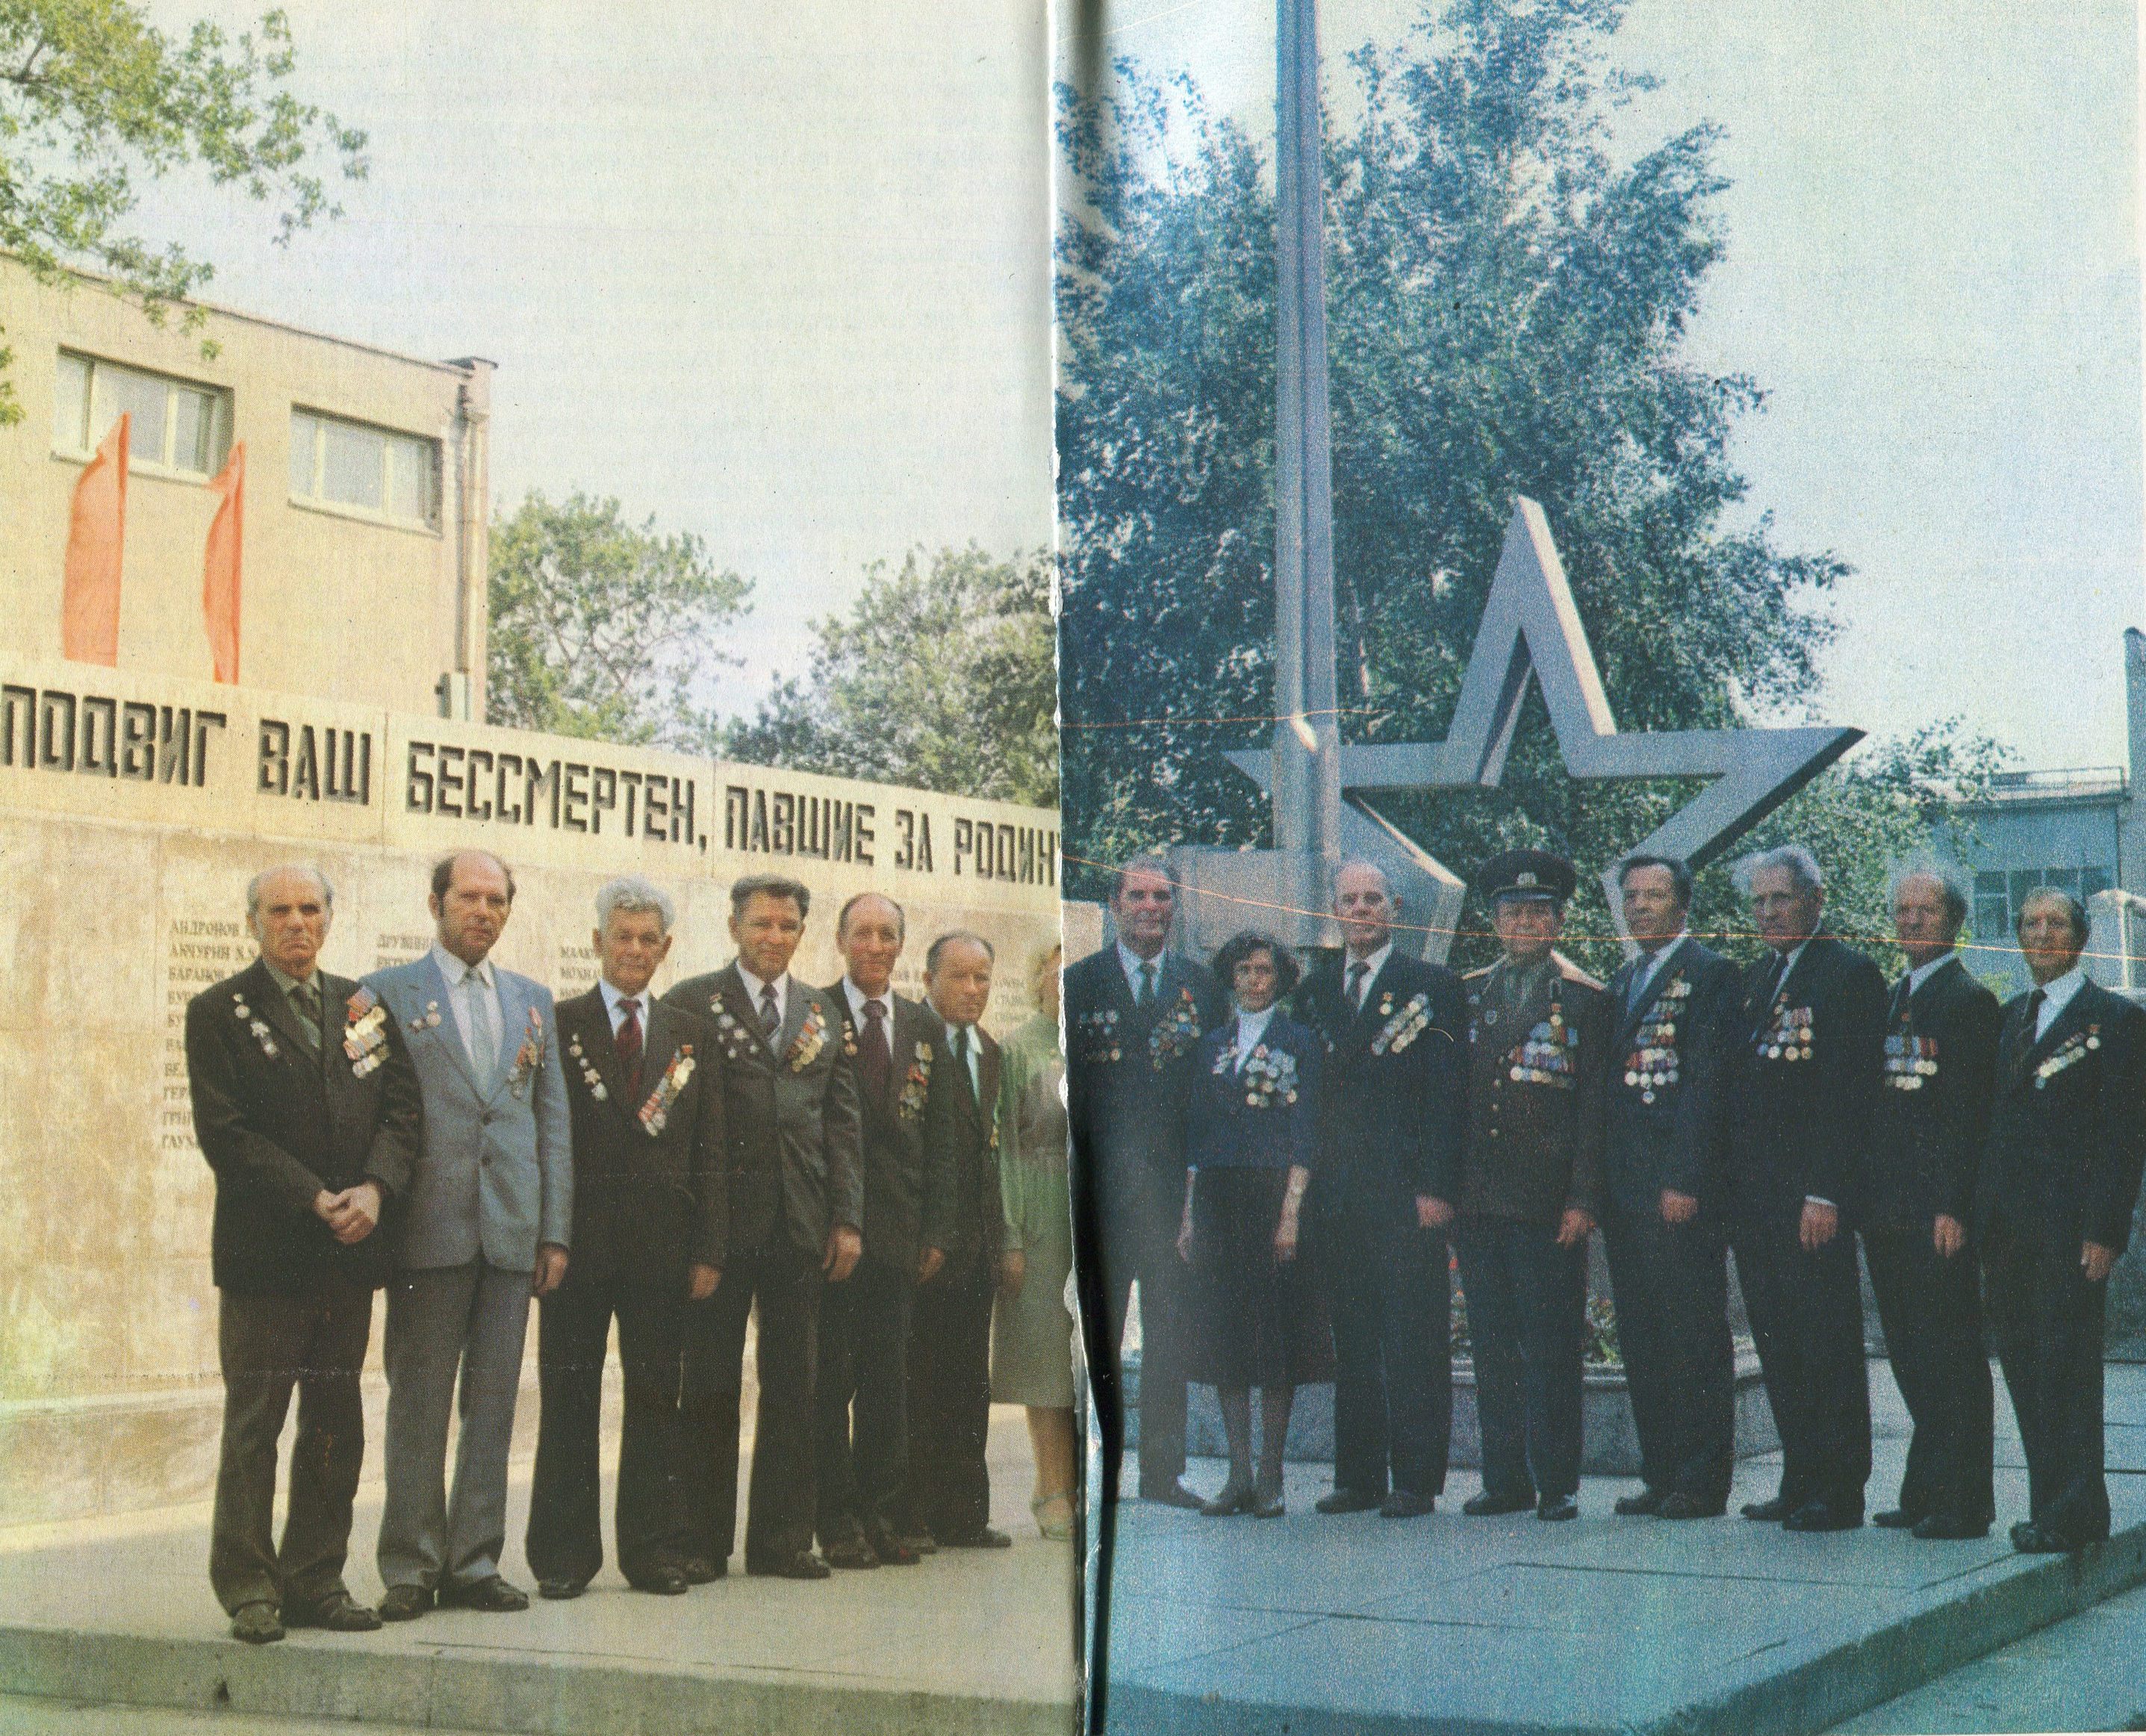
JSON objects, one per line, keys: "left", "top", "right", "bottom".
{"left": 1782, "top": 1499, "right": 1862, "bottom": 1534}
{"left": 1741, "top": 1496, "right": 1797, "bottom": 1522}
{"left": 377, "top": 1584, "right": 433, "bottom": 1623}
{"left": 895, "top": 1528, "right": 938, "bottom": 1555}
{"left": 1380, "top": 1491, "right": 1435, "bottom": 1519}
{"left": 1200, "top": 1479, "right": 1255, "bottom": 1518}
{"left": 822, "top": 1534, "right": 880, "bottom": 1569}
{"left": 230, "top": 1602, "right": 284, "bottom": 1644}
{"left": 1250, "top": 1485, "right": 1286, "bottom": 1519}
{"left": 1614, "top": 1487, "right": 1667, "bottom": 1517}
{"left": 630, "top": 1565, "right": 691, "bottom": 1595}
{"left": 1314, "top": 1488, "right": 1382, "bottom": 1515}
{"left": 536, "top": 1578, "right": 588, "bottom": 1601}
{"left": 284, "top": 1591, "right": 382, "bottom": 1631}
{"left": 2010, "top": 1521, "right": 2076, "bottom": 1554}
{"left": 679, "top": 1555, "right": 726, "bottom": 1584}
{"left": 1912, "top": 1513, "right": 1989, "bottom": 1540}
{"left": 1141, "top": 1479, "right": 1206, "bottom": 1511}
{"left": 1537, "top": 1495, "right": 1579, "bottom": 1522}
{"left": 1463, "top": 1490, "right": 1535, "bottom": 1517}
{"left": 1873, "top": 1508, "right": 1921, "bottom": 1529}
{"left": 863, "top": 1522, "right": 921, "bottom": 1565}
{"left": 940, "top": 1525, "right": 1014, "bottom": 1549}
{"left": 437, "top": 1575, "right": 530, "bottom": 1612}
{"left": 1657, "top": 1493, "right": 1727, "bottom": 1521}
{"left": 747, "top": 1550, "right": 832, "bottom": 1580}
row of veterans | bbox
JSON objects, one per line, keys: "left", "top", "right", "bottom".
{"left": 185, "top": 852, "right": 1076, "bottom": 1645}
{"left": 1068, "top": 846, "right": 2146, "bottom": 1552}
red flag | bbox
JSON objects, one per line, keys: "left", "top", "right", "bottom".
{"left": 61, "top": 414, "right": 128, "bottom": 665}
{"left": 202, "top": 442, "right": 246, "bottom": 684}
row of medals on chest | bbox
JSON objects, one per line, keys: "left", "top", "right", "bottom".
{"left": 1477, "top": 1001, "right": 1575, "bottom": 1087}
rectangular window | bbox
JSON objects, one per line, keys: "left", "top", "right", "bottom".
{"left": 289, "top": 408, "right": 441, "bottom": 529}
{"left": 52, "top": 351, "right": 232, "bottom": 479}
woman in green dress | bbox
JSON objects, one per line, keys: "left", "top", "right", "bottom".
{"left": 992, "top": 942, "right": 1078, "bottom": 1540}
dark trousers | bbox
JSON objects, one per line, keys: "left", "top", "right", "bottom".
{"left": 815, "top": 1256, "right": 915, "bottom": 1544}
{"left": 1732, "top": 1216, "right": 1872, "bottom": 1508}
{"left": 1455, "top": 1218, "right": 1584, "bottom": 1502}
{"left": 1864, "top": 1225, "right": 1995, "bottom": 1525}
{"left": 526, "top": 1275, "right": 692, "bottom": 1587}
{"left": 1985, "top": 1226, "right": 2111, "bottom": 1543}
{"left": 906, "top": 1261, "right": 996, "bottom": 1538}
{"left": 1320, "top": 1210, "right": 1451, "bottom": 1499}
{"left": 1602, "top": 1205, "right": 1735, "bottom": 1503}
{"left": 210, "top": 1271, "right": 373, "bottom": 1616}
{"left": 679, "top": 1240, "right": 821, "bottom": 1566}
{"left": 1092, "top": 1189, "right": 1191, "bottom": 1497}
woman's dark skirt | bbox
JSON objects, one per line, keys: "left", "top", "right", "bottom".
{"left": 1189, "top": 1166, "right": 1334, "bottom": 1388}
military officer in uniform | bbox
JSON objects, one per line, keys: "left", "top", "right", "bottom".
{"left": 1295, "top": 859, "right": 1469, "bottom": 1518}
{"left": 1979, "top": 888, "right": 2146, "bottom": 1552}
{"left": 1597, "top": 855, "right": 1741, "bottom": 1519}
{"left": 1065, "top": 857, "right": 1225, "bottom": 1509}
{"left": 1726, "top": 845, "right": 1888, "bottom": 1532}
{"left": 1862, "top": 866, "right": 2002, "bottom": 1540}
{"left": 1454, "top": 850, "right": 1608, "bottom": 1522}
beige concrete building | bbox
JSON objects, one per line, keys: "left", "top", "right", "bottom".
{"left": 0, "top": 260, "right": 491, "bottom": 718}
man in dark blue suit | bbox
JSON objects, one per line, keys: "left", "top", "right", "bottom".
{"left": 1980, "top": 887, "right": 2146, "bottom": 1552}
{"left": 1596, "top": 854, "right": 1741, "bottom": 1520}
{"left": 1294, "top": 860, "right": 1467, "bottom": 1517}
{"left": 1066, "top": 857, "right": 1225, "bottom": 1508}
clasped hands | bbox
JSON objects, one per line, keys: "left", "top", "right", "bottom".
{"left": 312, "top": 1183, "right": 382, "bottom": 1246}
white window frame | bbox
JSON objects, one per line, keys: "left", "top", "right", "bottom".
{"left": 287, "top": 406, "right": 444, "bottom": 535}
{"left": 52, "top": 350, "right": 232, "bottom": 483}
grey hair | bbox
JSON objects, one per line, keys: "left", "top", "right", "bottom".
{"left": 595, "top": 875, "right": 675, "bottom": 936}
{"left": 1886, "top": 856, "right": 1970, "bottom": 930}
{"left": 1332, "top": 858, "right": 1393, "bottom": 898}
{"left": 246, "top": 863, "right": 335, "bottom": 930}
{"left": 1732, "top": 844, "right": 1824, "bottom": 897}
{"left": 2017, "top": 886, "right": 2090, "bottom": 947}
{"left": 1029, "top": 939, "right": 1064, "bottom": 994}
{"left": 925, "top": 930, "right": 996, "bottom": 975}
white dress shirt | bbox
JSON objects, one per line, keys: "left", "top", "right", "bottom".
{"left": 599, "top": 976, "right": 647, "bottom": 1036}
{"left": 1903, "top": 952, "right": 1956, "bottom": 999}
{"left": 1232, "top": 1005, "right": 1278, "bottom": 1069}
{"left": 842, "top": 976, "right": 892, "bottom": 1027}
{"left": 1629, "top": 929, "right": 1691, "bottom": 1004}
{"left": 736, "top": 962, "right": 789, "bottom": 1031}
{"left": 2035, "top": 964, "right": 2088, "bottom": 1039}
{"left": 942, "top": 1017, "right": 982, "bottom": 1096}
{"left": 1343, "top": 941, "right": 1393, "bottom": 1009}
{"left": 1117, "top": 940, "right": 1168, "bottom": 1003}
{"left": 432, "top": 942, "right": 503, "bottom": 1076}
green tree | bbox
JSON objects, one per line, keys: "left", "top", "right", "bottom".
{"left": 487, "top": 489, "right": 753, "bottom": 751}
{"left": 724, "top": 544, "right": 1058, "bottom": 808}
{"left": 0, "top": 1, "right": 367, "bottom": 422}
{"left": 1056, "top": 0, "right": 2001, "bottom": 959}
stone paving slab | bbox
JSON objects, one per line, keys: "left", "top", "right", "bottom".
{"left": 0, "top": 1409, "right": 1079, "bottom": 1736}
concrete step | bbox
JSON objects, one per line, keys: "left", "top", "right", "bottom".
{"left": 0, "top": 1691, "right": 502, "bottom": 1735}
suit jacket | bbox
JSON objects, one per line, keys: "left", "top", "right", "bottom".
{"left": 187, "top": 958, "right": 423, "bottom": 1294}
{"left": 363, "top": 953, "right": 573, "bottom": 1272}
{"left": 1723, "top": 932, "right": 1888, "bottom": 1227}
{"left": 1458, "top": 957, "right": 1608, "bottom": 1225}
{"left": 1863, "top": 954, "right": 2003, "bottom": 1231}
{"left": 1979, "top": 978, "right": 2146, "bottom": 1254}
{"left": 933, "top": 1019, "right": 1005, "bottom": 1272}
{"left": 1598, "top": 936, "right": 1741, "bottom": 1219}
{"left": 824, "top": 986, "right": 960, "bottom": 1277}
{"left": 553, "top": 987, "right": 724, "bottom": 1288}
{"left": 1065, "top": 946, "right": 1225, "bottom": 1230}
{"left": 1293, "top": 950, "right": 1468, "bottom": 1225}
{"left": 1184, "top": 1014, "right": 1321, "bottom": 1172}
{"left": 662, "top": 965, "right": 863, "bottom": 1261}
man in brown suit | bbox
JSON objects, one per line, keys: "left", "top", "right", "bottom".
{"left": 1453, "top": 850, "right": 1608, "bottom": 1522}
{"left": 526, "top": 877, "right": 724, "bottom": 1599}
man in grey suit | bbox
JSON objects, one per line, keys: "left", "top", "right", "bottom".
{"left": 365, "top": 850, "right": 572, "bottom": 1620}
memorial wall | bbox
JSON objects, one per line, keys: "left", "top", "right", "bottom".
{"left": 0, "top": 659, "right": 1062, "bottom": 1521}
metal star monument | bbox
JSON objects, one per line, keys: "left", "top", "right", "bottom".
{"left": 1165, "top": 0, "right": 1862, "bottom": 963}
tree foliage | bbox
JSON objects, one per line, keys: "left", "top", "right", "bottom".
{"left": 1056, "top": 0, "right": 2005, "bottom": 969}
{"left": 724, "top": 544, "right": 1058, "bottom": 809}
{"left": 0, "top": 1, "right": 367, "bottom": 423}
{"left": 487, "top": 489, "right": 753, "bottom": 752}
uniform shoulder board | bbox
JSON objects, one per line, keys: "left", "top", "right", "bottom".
{"left": 1552, "top": 953, "right": 1605, "bottom": 992}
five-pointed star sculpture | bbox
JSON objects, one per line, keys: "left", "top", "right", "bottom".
{"left": 1225, "top": 497, "right": 1863, "bottom": 956}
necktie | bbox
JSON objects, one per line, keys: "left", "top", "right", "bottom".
{"left": 464, "top": 971, "right": 499, "bottom": 1077}
{"left": 952, "top": 1024, "right": 976, "bottom": 1101}
{"left": 1627, "top": 956, "right": 1654, "bottom": 1014}
{"left": 1890, "top": 974, "right": 1912, "bottom": 1023}
{"left": 1139, "top": 961, "right": 1157, "bottom": 1007}
{"left": 616, "top": 997, "right": 643, "bottom": 1099}
{"left": 1763, "top": 951, "right": 1790, "bottom": 1006}
{"left": 860, "top": 998, "right": 892, "bottom": 1106}
{"left": 1347, "top": 960, "right": 1368, "bottom": 1012}
{"left": 287, "top": 978, "right": 321, "bottom": 1055}
{"left": 2028, "top": 986, "right": 2048, "bottom": 1042}
{"left": 759, "top": 982, "right": 780, "bottom": 1035}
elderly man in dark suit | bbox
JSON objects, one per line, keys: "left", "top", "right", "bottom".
{"left": 906, "top": 930, "right": 1013, "bottom": 1549}
{"left": 665, "top": 872, "right": 864, "bottom": 1580}
{"left": 1596, "top": 855, "right": 1741, "bottom": 1521}
{"left": 1296, "top": 859, "right": 1469, "bottom": 1518}
{"left": 187, "top": 864, "right": 422, "bottom": 1643}
{"left": 1980, "top": 887, "right": 2146, "bottom": 1553}
{"left": 526, "top": 877, "right": 724, "bottom": 1599}
{"left": 1862, "top": 865, "right": 2003, "bottom": 1540}
{"left": 1726, "top": 844, "right": 1888, "bottom": 1533}
{"left": 1455, "top": 850, "right": 1608, "bottom": 1523}
{"left": 815, "top": 892, "right": 957, "bottom": 1569}
{"left": 1066, "top": 856, "right": 1225, "bottom": 1509}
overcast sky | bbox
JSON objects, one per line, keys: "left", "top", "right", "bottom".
{"left": 140, "top": 1, "right": 2136, "bottom": 768}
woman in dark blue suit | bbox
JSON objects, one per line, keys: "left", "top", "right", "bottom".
{"left": 1177, "top": 932, "right": 1331, "bottom": 1517}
